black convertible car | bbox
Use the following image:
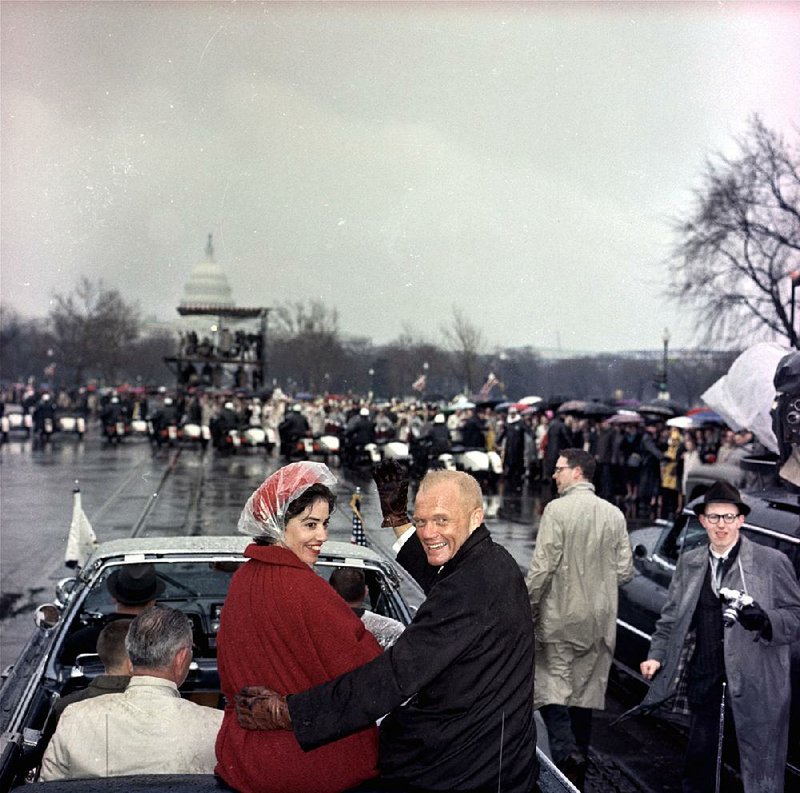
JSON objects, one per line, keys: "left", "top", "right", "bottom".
{"left": 0, "top": 535, "right": 573, "bottom": 792}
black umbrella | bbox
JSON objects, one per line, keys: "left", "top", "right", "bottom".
{"left": 581, "top": 401, "right": 617, "bottom": 418}
{"left": 638, "top": 398, "right": 687, "bottom": 418}
{"left": 557, "top": 400, "right": 588, "bottom": 415}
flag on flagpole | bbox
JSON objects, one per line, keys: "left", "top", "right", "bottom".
{"left": 65, "top": 486, "right": 97, "bottom": 569}
{"left": 349, "top": 487, "right": 368, "bottom": 547}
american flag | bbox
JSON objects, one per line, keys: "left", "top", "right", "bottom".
{"left": 349, "top": 488, "right": 368, "bottom": 547}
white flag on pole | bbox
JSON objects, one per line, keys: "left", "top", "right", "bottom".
{"left": 65, "top": 489, "right": 97, "bottom": 568}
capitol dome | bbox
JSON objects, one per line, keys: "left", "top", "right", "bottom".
{"left": 179, "top": 234, "right": 235, "bottom": 309}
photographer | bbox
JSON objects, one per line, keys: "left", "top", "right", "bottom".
{"left": 639, "top": 481, "right": 800, "bottom": 793}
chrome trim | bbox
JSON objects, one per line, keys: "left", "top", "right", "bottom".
{"left": 616, "top": 618, "right": 653, "bottom": 642}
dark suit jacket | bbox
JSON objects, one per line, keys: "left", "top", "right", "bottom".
{"left": 289, "top": 526, "right": 538, "bottom": 793}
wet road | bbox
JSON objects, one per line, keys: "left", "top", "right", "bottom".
{"left": 0, "top": 431, "right": 694, "bottom": 793}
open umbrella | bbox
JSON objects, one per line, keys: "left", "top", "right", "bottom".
{"left": 557, "top": 400, "right": 588, "bottom": 415}
{"left": 637, "top": 398, "right": 687, "bottom": 418}
{"left": 518, "top": 395, "right": 543, "bottom": 406}
{"left": 607, "top": 412, "right": 644, "bottom": 425}
{"left": 581, "top": 401, "right": 617, "bottom": 418}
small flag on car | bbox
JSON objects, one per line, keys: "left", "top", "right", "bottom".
{"left": 65, "top": 483, "right": 97, "bottom": 569}
{"left": 349, "top": 487, "right": 368, "bottom": 547}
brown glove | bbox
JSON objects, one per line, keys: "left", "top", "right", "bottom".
{"left": 234, "top": 686, "right": 292, "bottom": 731}
{"left": 372, "top": 460, "right": 411, "bottom": 528}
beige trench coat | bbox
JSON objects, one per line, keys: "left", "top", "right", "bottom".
{"left": 526, "top": 481, "right": 633, "bottom": 709}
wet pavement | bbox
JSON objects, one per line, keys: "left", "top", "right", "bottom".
{"left": 0, "top": 431, "right": 700, "bottom": 793}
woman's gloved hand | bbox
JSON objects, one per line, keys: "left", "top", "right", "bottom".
{"left": 372, "top": 460, "right": 411, "bottom": 528}
{"left": 234, "top": 686, "right": 292, "bottom": 730}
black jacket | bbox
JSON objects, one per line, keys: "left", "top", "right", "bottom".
{"left": 289, "top": 526, "right": 537, "bottom": 793}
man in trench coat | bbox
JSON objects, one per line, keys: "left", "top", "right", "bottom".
{"left": 640, "top": 480, "right": 800, "bottom": 793}
{"left": 526, "top": 447, "right": 633, "bottom": 788}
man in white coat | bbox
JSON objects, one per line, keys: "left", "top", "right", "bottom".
{"left": 526, "top": 447, "right": 633, "bottom": 789}
{"left": 41, "top": 605, "right": 222, "bottom": 780}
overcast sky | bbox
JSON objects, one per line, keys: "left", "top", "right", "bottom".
{"left": 2, "top": 1, "right": 798, "bottom": 354}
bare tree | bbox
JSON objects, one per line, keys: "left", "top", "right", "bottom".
{"left": 441, "top": 306, "right": 485, "bottom": 394}
{"left": 668, "top": 115, "right": 800, "bottom": 347}
{"left": 48, "top": 278, "right": 140, "bottom": 384}
{"left": 270, "top": 300, "right": 345, "bottom": 392}
{"left": 0, "top": 306, "right": 52, "bottom": 383}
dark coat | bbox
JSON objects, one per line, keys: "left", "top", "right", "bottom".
{"left": 289, "top": 526, "right": 538, "bottom": 793}
{"left": 460, "top": 416, "right": 486, "bottom": 449}
{"left": 642, "top": 536, "right": 800, "bottom": 793}
{"left": 544, "top": 418, "right": 573, "bottom": 477}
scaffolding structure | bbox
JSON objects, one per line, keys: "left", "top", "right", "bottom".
{"left": 163, "top": 305, "right": 271, "bottom": 392}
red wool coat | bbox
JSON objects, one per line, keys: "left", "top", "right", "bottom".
{"left": 215, "top": 544, "right": 381, "bottom": 793}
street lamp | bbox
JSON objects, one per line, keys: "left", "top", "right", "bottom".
{"left": 368, "top": 367, "right": 375, "bottom": 398}
{"left": 660, "top": 327, "right": 671, "bottom": 400}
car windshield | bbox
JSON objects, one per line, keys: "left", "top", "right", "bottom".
{"left": 81, "top": 559, "right": 244, "bottom": 614}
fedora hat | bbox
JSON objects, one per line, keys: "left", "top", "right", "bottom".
{"left": 692, "top": 481, "right": 750, "bottom": 517}
{"left": 106, "top": 563, "right": 165, "bottom": 605}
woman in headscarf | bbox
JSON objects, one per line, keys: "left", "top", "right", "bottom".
{"left": 215, "top": 462, "right": 381, "bottom": 793}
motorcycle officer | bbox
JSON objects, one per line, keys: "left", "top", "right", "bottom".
{"left": 33, "top": 393, "right": 57, "bottom": 442}
{"left": 278, "top": 404, "right": 310, "bottom": 460}
{"left": 343, "top": 407, "right": 376, "bottom": 467}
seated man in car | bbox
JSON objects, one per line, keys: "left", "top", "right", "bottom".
{"left": 41, "top": 606, "right": 222, "bottom": 780}
{"left": 60, "top": 563, "right": 164, "bottom": 664}
{"left": 53, "top": 619, "right": 132, "bottom": 722}
{"left": 329, "top": 567, "right": 405, "bottom": 649}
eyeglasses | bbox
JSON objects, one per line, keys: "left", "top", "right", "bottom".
{"left": 704, "top": 513, "right": 740, "bottom": 524}
{"left": 553, "top": 466, "right": 572, "bottom": 474}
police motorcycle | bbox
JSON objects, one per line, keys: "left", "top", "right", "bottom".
{"left": 32, "top": 394, "right": 57, "bottom": 445}
{"left": 342, "top": 408, "right": 381, "bottom": 469}
{"left": 371, "top": 411, "right": 410, "bottom": 467}
{"left": 179, "top": 394, "right": 212, "bottom": 450}
{"left": 450, "top": 409, "right": 502, "bottom": 492}
{"left": 100, "top": 396, "right": 130, "bottom": 444}
{"left": 181, "top": 419, "right": 212, "bottom": 449}
{"left": 239, "top": 399, "right": 275, "bottom": 453}
{"left": 278, "top": 404, "right": 310, "bottom": 461}
{"left": 1, "top": 403, "right": 34, "bottom": 441}
{"left": 410, "top": 414, "right": 456, "bottom": 480}
{"left": 210, "top": 401, "right": 244, "bottom": 454}
{"left": 148, "top": 397, "right": 181, "bottom": 447}
{"left": 56, "top": 412, "right": 86, "bottom": 440}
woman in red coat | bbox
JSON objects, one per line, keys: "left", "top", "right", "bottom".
{"left": 215, "top": 462, "right": 381, "bottom": 793}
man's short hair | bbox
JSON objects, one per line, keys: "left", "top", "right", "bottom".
{"left": 97, "top": 619, "right": 132, "bottom": 671}
{"left": 125, "top": 606, "right": 192, "bottom": 669}
{"left": 560, "top": 448, "right": 596, "bottom": 480}
{"left": 329, "top": 567, "right": 366, "bottom": 604}
{"left": 418, "top": 469, "right": 482, "bottom": 511}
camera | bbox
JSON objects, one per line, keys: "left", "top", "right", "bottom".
{"left": 719, "top": 587, "right": 754, "bottom": 628}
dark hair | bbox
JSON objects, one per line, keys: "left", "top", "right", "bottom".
{"left": 97, "top": 619, "right": 132, "bottom": 671}
{"left": 253, "top": 483, "right": 335, "bottom": 546}
{"left": 329, "top": 567, "right": 366, "bottom": 603}
{"left": 560, "top": 448, "right": 596, "bottom": 480}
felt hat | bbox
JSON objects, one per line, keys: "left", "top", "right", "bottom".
{"left": 692, "top": 481, "right": 750, "bottom": 517}
{"left": 106, "top": 563, "right": 165, "bottom": 605}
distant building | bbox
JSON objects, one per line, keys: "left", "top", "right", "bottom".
{"left": 180, "top": 234, "right": 235, "bottom": 312}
